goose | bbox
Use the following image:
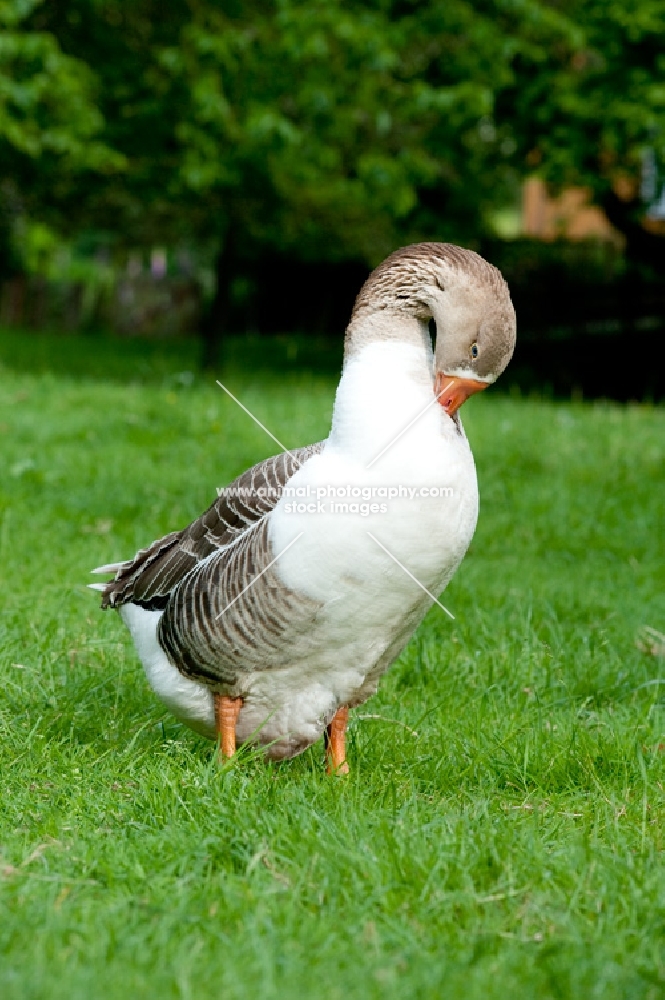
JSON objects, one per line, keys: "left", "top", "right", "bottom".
{"left": 90, "top": 242, "right": 516, "bottom": 773}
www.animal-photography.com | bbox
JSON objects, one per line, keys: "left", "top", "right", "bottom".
{"left": 1, "top": 3, "right": 663, "bottom": 998}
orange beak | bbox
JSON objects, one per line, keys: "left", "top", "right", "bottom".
{"left": 434, "top": 372, "right": 489, "bottom": 416}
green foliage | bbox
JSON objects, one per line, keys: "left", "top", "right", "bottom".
{"left": 0, "top": 1, "right": 121, "bottom": 166}
{"left": 23, "top": 0, "right": 528, "bottom": 259}
{"left": 0, "top": 331, "right": 664, "bottom": 997}
{"left": 499, "top": 0, "right": 665, "bottom": 202}
{"left": 3, "top": 2, "right": 665, "bottom": 272}
{"left": 0, "top": 0, "right": 123, "bottom": 272}
{"left": 159, "top": 0, "right": 524, "bottom": 260}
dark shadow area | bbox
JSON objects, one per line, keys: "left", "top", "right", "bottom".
{"left": 0, "top": 327, "right": 343, "bottom": 384}
{"left": 225, "top": 256, "right": 370, "bottom": 336}
{"left": 2, "top": 323, "right": 662, "bottom": 403}
{"left": 507, "top": 331, "right": 663, "bottom": 402}
{"left": 2, "top": 235, "right": 663, "bottom": 401}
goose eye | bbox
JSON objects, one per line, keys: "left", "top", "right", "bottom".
{"left": 471, "top": 342, "right": 479, "bottom": 359}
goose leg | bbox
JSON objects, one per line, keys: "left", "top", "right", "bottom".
{"left": 214, "top": 694, "right": 242, "bottom": 760}
{"left": 325, "top": 706, "right": 350, "bottom": 775}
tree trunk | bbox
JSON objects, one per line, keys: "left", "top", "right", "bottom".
{"left": 201, "top": 229, "right": 234, "bottom": 370}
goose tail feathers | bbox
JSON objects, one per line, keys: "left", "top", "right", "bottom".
{"left": 91, "top": 561, "right": 127, "bottom": 575}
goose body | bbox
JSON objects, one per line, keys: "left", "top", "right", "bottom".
{"left": 93, "top": 243, "right": 515, "bottom": 765}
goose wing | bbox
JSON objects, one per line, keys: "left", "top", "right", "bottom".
{"left": 96, "top": 442, "right": 324, "bottom": 611}
{"left": 156, "top": 515, "right": 321, "bottom": 688}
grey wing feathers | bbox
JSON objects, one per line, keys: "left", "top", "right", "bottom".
{"left": 158, "top": 517, "right": 321, "bottom": 688}
{"left": 99, "top": 442, "right": 324, "bottom": 610}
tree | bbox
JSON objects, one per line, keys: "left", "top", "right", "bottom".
{"left": 25, "top": 0, "right": 530, "bottom": 362}
{"left": 0, "top": 0, "right": 124, "bottom": 271}
{"left": 495, "top": 0, "right": 665, "bottom": 270}
{"left": 6, "top": 1, "right": 665, "bottom": 356}
{"left": 160, "top": 0, "right": 531, "bottom": 361}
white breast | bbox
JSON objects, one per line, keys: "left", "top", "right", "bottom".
{"left": 271, "top": 340, "right": 478, "bottom": 602}
{"left": 237, "top": 341, "right": 478, "bottom": 746}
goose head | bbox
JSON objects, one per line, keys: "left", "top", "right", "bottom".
{"left": 348, "top": 242, "right": 516, "bottom": 415}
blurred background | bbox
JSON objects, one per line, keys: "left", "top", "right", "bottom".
{"left": 1, "top": 0, "right": 664, "bottom": 400}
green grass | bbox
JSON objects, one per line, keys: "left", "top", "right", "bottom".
{"left": 1, "top": 329, "right": 664, "bottom": 999}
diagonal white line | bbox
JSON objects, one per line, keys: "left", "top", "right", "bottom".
{"left": 366, "top": 531, "right": 455, "bottom": 620}
{"left": 215, "top": 532, "right": 304, "bottom": 620}
{"left": 366, "top": 380, "right": 455, "bottom": 469}
{"left": 216, "top": 380, "right": 301, "bottom": 467}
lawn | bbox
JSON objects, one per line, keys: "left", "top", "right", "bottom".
{"left": 0, "top": 328, "right": 663, "bottom": 999}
